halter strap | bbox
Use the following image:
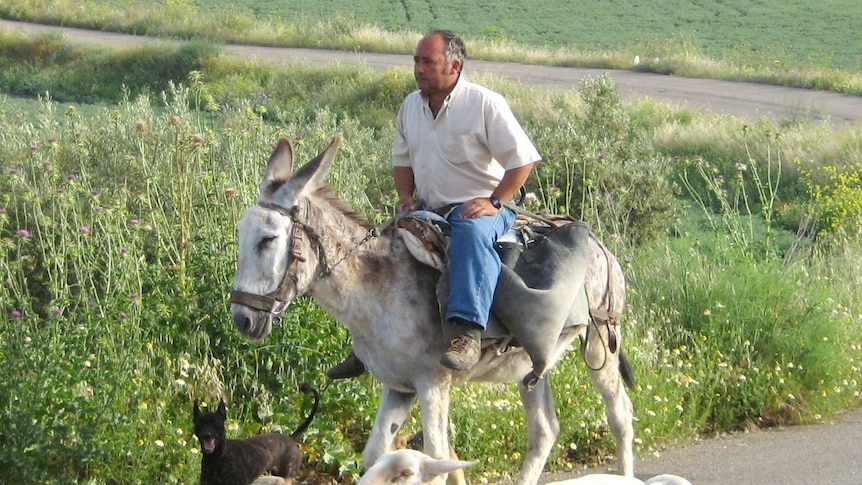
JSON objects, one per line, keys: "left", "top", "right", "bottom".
{"left": 230, "top": 198, "right": 376, "bottom": 316}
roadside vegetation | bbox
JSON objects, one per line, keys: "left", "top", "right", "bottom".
{"left": 1, "top": 0, "right": 861, "bottom": 94}
{"left": 1, "top": 7, "right": 861, "bottom": 485}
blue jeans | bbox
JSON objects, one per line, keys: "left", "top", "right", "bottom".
{"left": 444, "top": 204, "right": 516, "bottom": 329}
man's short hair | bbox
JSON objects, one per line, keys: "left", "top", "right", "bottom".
{"left": 427, "top": 30, "right": 466, "bottom": 67}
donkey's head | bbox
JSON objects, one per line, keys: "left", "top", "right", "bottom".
{"left": 230, "top": 136, "right": 340, "bottom": 340}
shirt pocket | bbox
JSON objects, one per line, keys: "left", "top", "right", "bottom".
{"left": 441, "top": 133, "right": 485, "bottom": 166}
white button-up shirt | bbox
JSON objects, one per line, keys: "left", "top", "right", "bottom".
{"left": 392, "top": 76, "right": 541, "bottom": 210}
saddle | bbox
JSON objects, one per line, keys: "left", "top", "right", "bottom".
{"left": 397, "top": 211, "right": 594, "bottom": 388}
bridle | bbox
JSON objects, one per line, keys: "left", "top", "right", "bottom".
{"left": 229, "top": 198, "right": 376, "bottom": 317}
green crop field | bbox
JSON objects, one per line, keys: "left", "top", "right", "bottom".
{"left": 96, "top": 0, "right": 861, "bottom": 72}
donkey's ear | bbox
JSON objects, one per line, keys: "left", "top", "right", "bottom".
{"left": 284, "top": 135, "right": 341, "bottom": 196}
{"left": 259, "top": 137, "right": 296, "bottom": 197}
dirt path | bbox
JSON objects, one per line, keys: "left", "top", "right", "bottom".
{"left": 3, "top": 18, "right": 862, "bottom": 125}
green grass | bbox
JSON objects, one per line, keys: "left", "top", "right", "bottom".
{"left": 1, "top": 67, "right": 861, "bottom": 483}
{"left": 2, "top": 0, "right": 862, "bottom": 94}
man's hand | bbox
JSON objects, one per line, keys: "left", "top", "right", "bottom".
{"left": 460, "top": 197, "right": 498, "bottom": 218}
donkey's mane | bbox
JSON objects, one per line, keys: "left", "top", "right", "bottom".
{"left": 313, "top": 185, "right": 374, "bottom": 230}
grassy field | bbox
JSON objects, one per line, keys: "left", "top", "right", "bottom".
{"left": 2, "top": 0, "right": 862, "bottom": 95}
{"left": 84, "top": 0, "right": 861, "bottom": 73}
{"left": 1, "top": 5, "right": 862, "bottom": 485}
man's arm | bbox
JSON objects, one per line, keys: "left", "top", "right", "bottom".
{"left": 460, "top": 162, "right": 537, "bottom": 219}
{"left": 394, "top": 166, "right": 416, "bottom": 212}
{"left": 492, "top": 163, "right": 535, "bottom": 205}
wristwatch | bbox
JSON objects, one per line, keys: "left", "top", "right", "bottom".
{"left": 489, "top": 195, "right": 502, "bottom": 209}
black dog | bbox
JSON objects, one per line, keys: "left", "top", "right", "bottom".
{"left": 193, "top": 383, "right": 320, "bottom": 485}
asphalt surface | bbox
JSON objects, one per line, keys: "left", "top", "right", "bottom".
{"left": 4, "top": 18, "right": 862, "bottom": 484}
{"left": 3, "top": 19, "right": 862, "bottom": 126}
{"left": 542, "top": 408, "right": 862, "bottom": 484}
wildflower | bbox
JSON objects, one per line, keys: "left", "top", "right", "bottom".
{"left": 51, "top": 307, "right": 62, "bottom": 316}
{"left": 130, "top": 219, "right": 140, "bottom": 225}
{"left": 136, "top": 121, "right": 147, "bottom": 132}
{"left": 121, "top": 247, "right": 129, "bottom": 254}
{"left": 18, "top": 229, "right": 30, "bottom": 237}
{"left": 11, "top": 310, "right": 22, "bottom": 318}
{"left": 170, "top": 115, "right": 181, "bottom": 126}
{"left": 29, "top": 143, "right": 38, "bottom": 151}
{"left": 9, "top": 167, "right": 18, "bottom": 175}
{"left": 154, "top": 440, "right": 165, "bottom": 449}
{"left": 66, "top": 174, "right": 76, "bottom": 180}
{"left": 703, "top": 309, "right": 711, "bottom": 316}
{"left": 120, "top": 312, "right": 128, "bottom": 320}
{"left": 79, "top": 226, "right": 91, "bottom": 234}
{"left": 224, "top": 187, "right": 239, "bottom": 199}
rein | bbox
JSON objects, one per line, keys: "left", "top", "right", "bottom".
{"left": 229, "top": 199, "right": 377, "bottom": 316}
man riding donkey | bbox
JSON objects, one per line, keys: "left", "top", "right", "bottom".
{"left": 328, "top": 29, "right": 540, "bottom": 379}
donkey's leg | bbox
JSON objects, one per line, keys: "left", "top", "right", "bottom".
{"left": 363, "top": 387, "right": 416, "bottom": 467}
{"left": 515, "top": 376, "right": 559, "bottom": 485}
{"left": 415, "top": 379, "right": 452, "bottom": 461}
{"left": 585, "top": 325, "right": 634, "bottom": 477}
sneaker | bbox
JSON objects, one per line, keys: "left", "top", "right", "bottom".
{"left": 326, "top": 351, "right": 367, "bottom": 379}
{"left": 440, "top": 333, "right": 481, "bottom": 370}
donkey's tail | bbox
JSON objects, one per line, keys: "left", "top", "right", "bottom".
{"left": 290, "top": 382, "right": 320, "bottom": 439}
{"left": 619, "top": 352, "right": 637, "bottom": 390}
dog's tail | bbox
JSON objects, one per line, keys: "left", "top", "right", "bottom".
{"left": 290, "top": 382, "right": 320, "bottom": 440}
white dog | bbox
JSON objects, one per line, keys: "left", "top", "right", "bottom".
{"left": 547, "top": 473, "right": 692, "bottom": 485}
{"left": 357, "top": 449, "right": 477, "bottom": 485}
{"left": 356, "top": 449, "right": 691, "bottom": 485}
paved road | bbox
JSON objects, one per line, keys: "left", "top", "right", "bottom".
{"left": 3, "top": 19, "right": 862, "bottom": 125}
{"left": 5, "top": 18, "right": 862, "bottom": 484}
{"left": 539, "top": 408, "right": 862, "bottom": 485}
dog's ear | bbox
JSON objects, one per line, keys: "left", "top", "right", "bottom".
{"left": 194, "top": 400, "right": 201, "bottom": 418}
{"left": 217, "top": 399, "right": 227, "bottom": 419}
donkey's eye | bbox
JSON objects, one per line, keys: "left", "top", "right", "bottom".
{"left": 257, "top": 235, "right": 278, "bottom": 250}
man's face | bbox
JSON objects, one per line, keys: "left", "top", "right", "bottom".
{"left": 413, "top": 34, "right": 460, "bottom": 96}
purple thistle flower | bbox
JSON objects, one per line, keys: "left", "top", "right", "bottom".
{"left": 79, "top": 226, "right": 91, "bottom": 234}
{"left": 29, "top": 143, "right": 38, "bottom": 151}
{"left": 119, "top": 312, "right": 128, "bottom": 320}
{"left": 52, "top": 307, "right": 62, "bottom": 315}
{"left": 66, "top": 174, "right": 76, "bottom": 180}
{"left": 9, "top": 168, "right": 19, "bottom": 175}
{"left": 121, "top": 247, "right": 129, "bottom": 254}
{"left": 130, "top": 219, "right": 140, "bottom": 225}
{"left": 88, "top": 301, "right": 97, "bottom": 307}
{"left": 11, "top": 310, "right": 21, "bottom": 318}
{"left": 18, "top": 229, "right": 30, "bottom": 237}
